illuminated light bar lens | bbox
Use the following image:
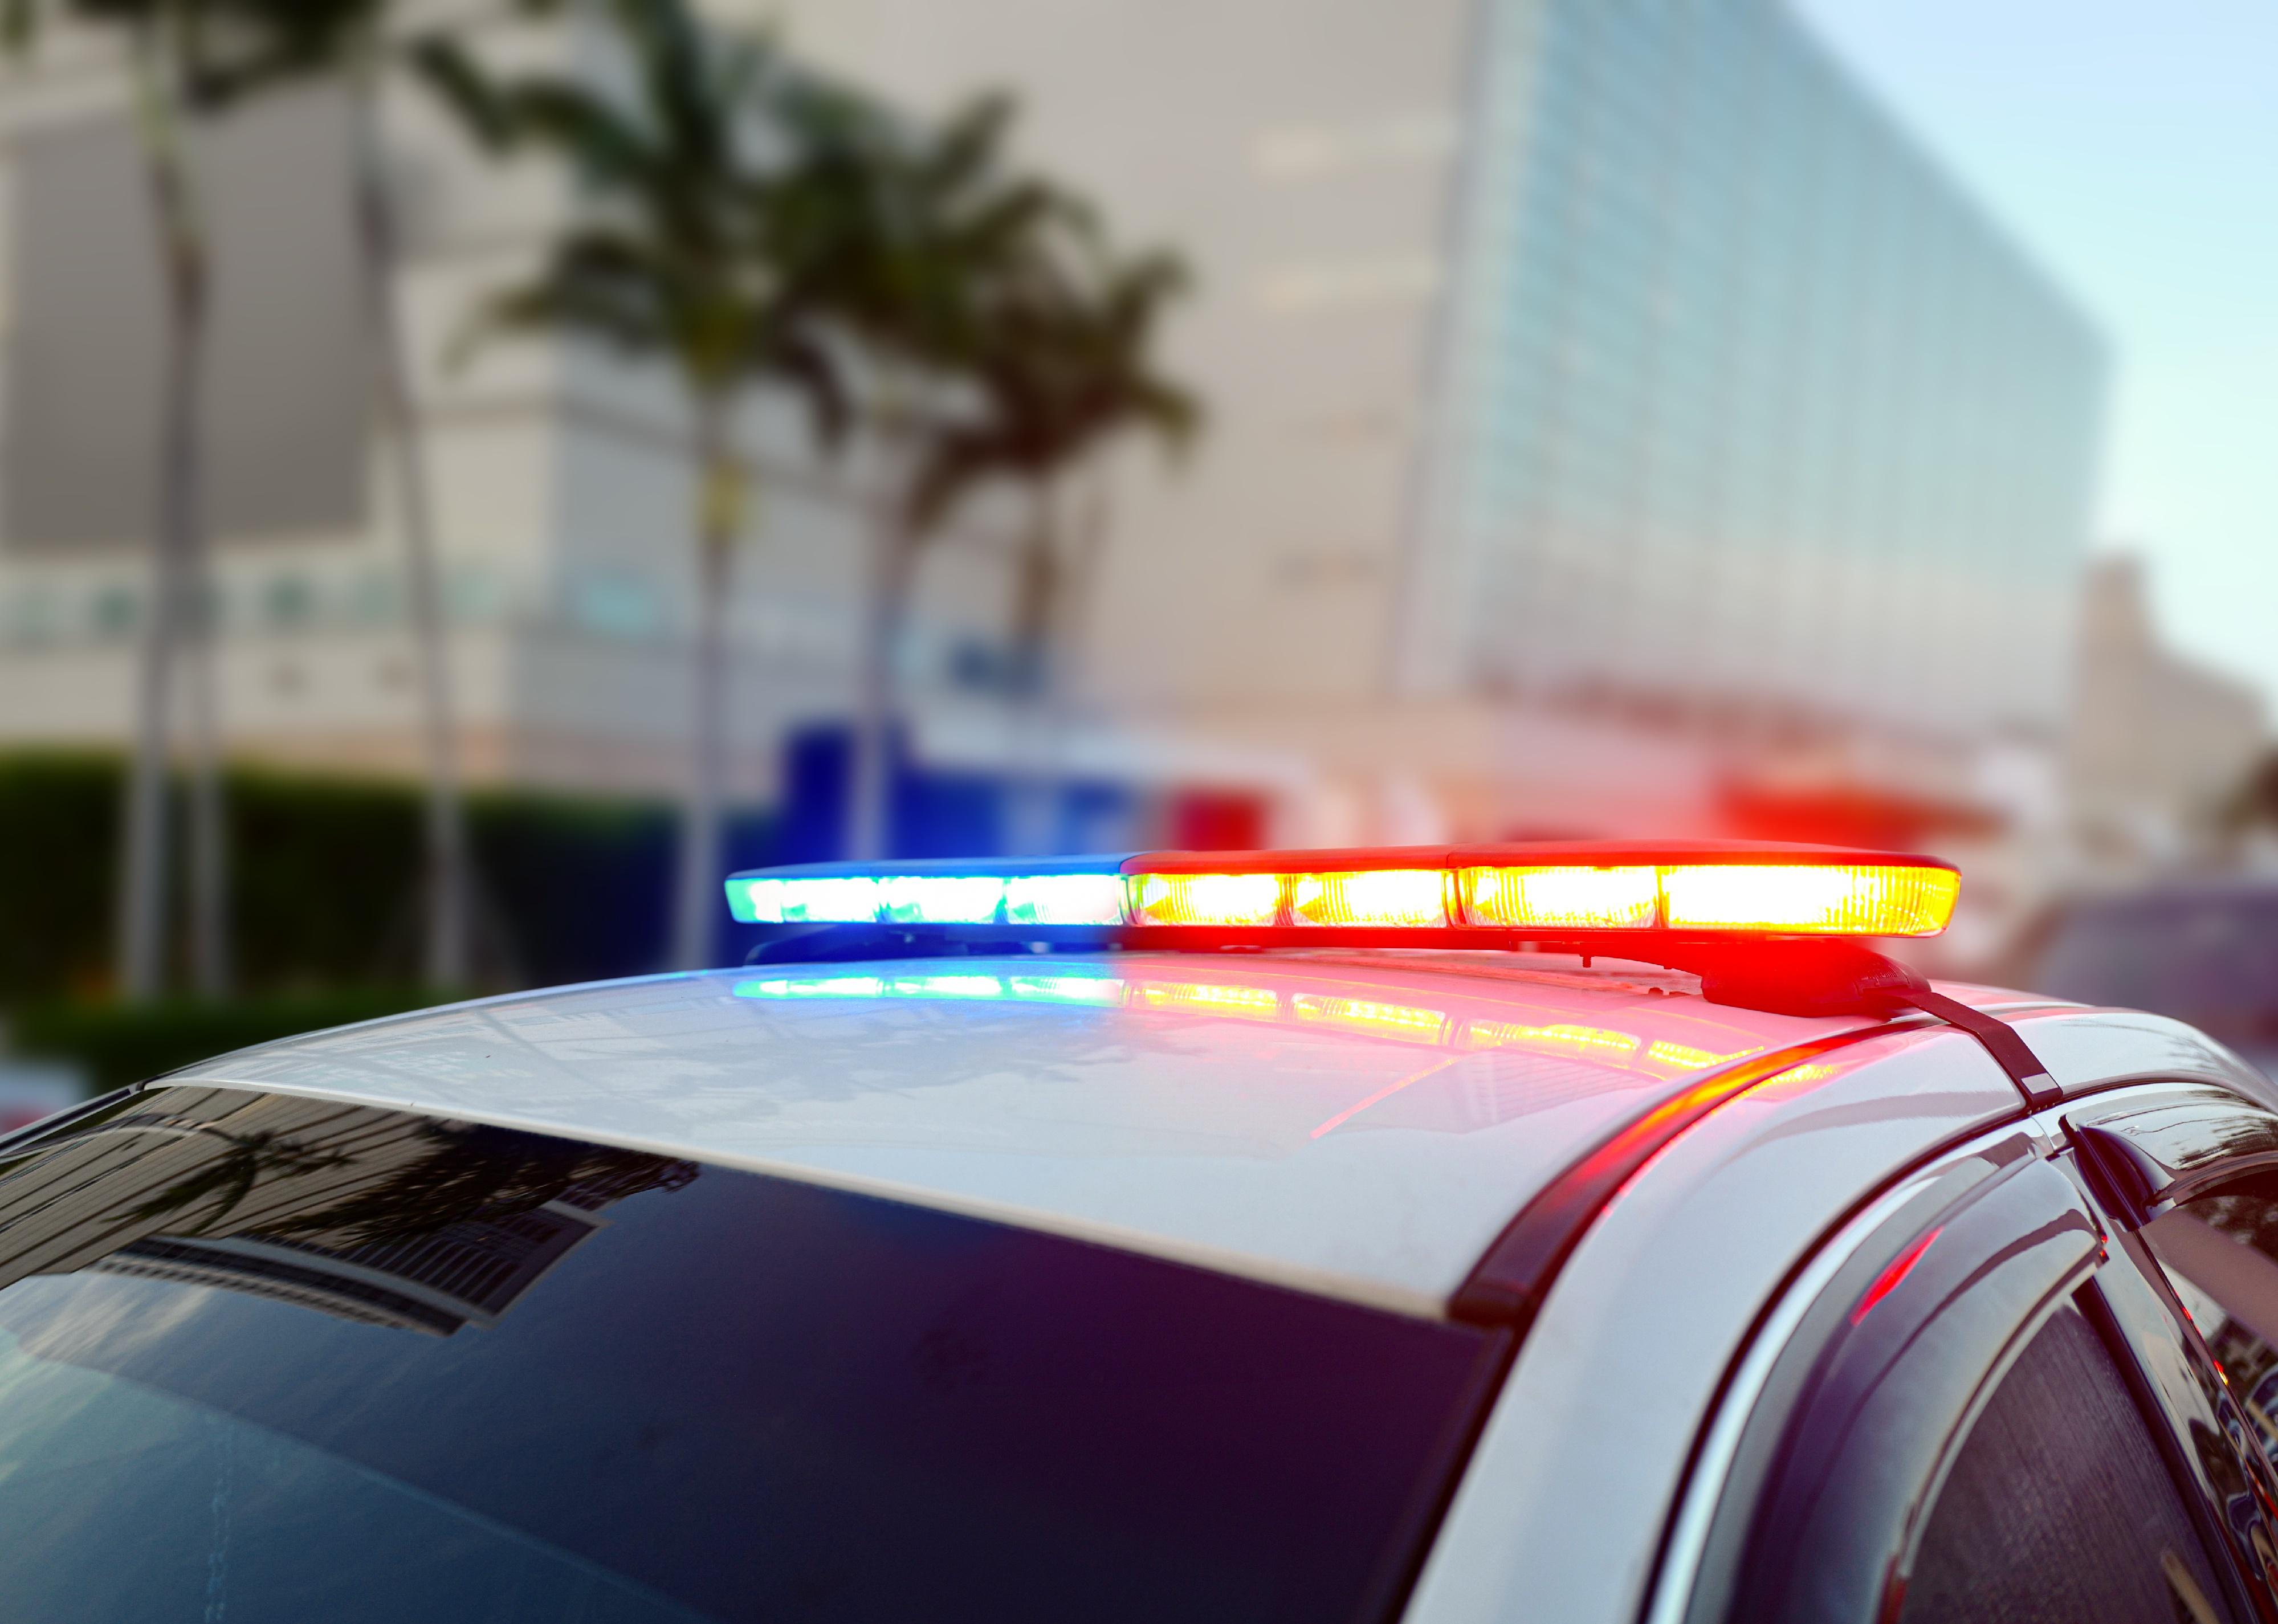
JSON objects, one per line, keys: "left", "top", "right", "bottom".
{"left": 1004, "top": 872, "right": 1128, "bottom": 928}
{"left": 728, "top": 847, "right": 1958, "bottom": 939}
{"left": 879, "top": 875, "right": 1005, "bottom": 925}
{"left": 1659, "top": 863, "right": 1959, "bottom": 937}
{"left": 1131, "top": 872, "right": 1282, "bottom": 928}
{"left": 1291, "top": 870, "right": 1450, "bottom": 928}
{"left": 1461, "top": 866, "right": 1660, "bottom": 930}
{"left": 739, "top": 875, "right": 882, "bottom": 924}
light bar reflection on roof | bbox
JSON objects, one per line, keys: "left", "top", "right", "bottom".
{"left": 727, "top": 971, "right": 1761, "bottom": 1079}
{"left": 726, "top": 843, "right": 1959, "bottom": 937}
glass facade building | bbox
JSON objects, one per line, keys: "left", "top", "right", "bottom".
{"left": 1401, "top": 0, "right": 2106, "bottom": 739}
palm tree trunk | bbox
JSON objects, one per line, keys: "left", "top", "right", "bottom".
{"left": 1005, "top": 484, "right": 1060, "bottom": 854}
{"left": 349, "top": 53, "right": 469, "bottom": 989}
{"left": 116, "top": 310, "right": 186, "bottom": 998}
{"left": 117, "top": 40, "right": 214, "bottom": 999}
{"left": 848, "top": 504, "right": 914, "bottom": 863}
{"left": 1013, "top": 478, "right": 1111, "bottom": 855}
{"left": 673, "top": 395, "right": 741, "bottom": 970}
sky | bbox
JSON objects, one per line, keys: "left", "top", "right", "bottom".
{"left": 1792, "top": 0, "right": 2278, "bottom": 707}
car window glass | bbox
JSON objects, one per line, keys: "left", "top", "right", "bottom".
{"left": 0, "top": 1086, "right": 1501, "bottom": 1624}
{"left": 2144, "top": 1171, "right": 2278, "bottom": 1463}
{"left": 1900, "top": 1301, "right": 2232, "bottom": 1624}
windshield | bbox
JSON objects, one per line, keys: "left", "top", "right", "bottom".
{"left": 2033, "top": 891, "right": 2278, "bottom": 1049}
{"left": 0, "top": 1085, "right": 1499, "bottom": 1623}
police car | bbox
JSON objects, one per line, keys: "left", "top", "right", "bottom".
{"left": 2, "top": 841, "right": 2275, "bottom": 1623}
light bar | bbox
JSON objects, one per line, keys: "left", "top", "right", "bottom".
{"left": 1293, "top": 870, "right": 1448, "bottom": 928}
{"left": 727, "top": 859, "right": 1126, "bottom": 929}
{"left": 1130, "top": 872, "right": 1280, "bottom": 928}
{"left": 1658, "top": 862, "right": 1959, "bottom": 936}
{"left": 725, "top": 842, "right": 1960, "bottom": 941}
{"left": 1461, "top": 865, "right": 1658, "bottom": 930}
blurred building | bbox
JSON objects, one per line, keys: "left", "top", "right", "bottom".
{"left": 2067, "top": 556, "right": 2265, "bottom": 871}
{"left": 0, "top": 0, "right": 2106, "bottom": 860}
{"left": 0, "top": 13, "right": 1302, "bottom": 850}
{"left": 1409, "top": 2, "right": 2103, "bottom": 736}
{"left": 764, "top": 0, "right": 2106, "bottom": 847}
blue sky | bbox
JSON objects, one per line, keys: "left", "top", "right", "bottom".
{"left": 1792, "top": 0, "right": 2278, "bottom": 705}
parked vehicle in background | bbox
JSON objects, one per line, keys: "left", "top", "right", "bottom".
{"left": 2022, "top": 879, "right": 2278, "bottom": 1072}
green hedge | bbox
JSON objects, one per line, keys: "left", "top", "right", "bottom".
{"left": 10, "top": 988, "right": 454, "bottom": 1094}
{"left": 0, "top": 754, "right": 117, "bottom": 1003}
{"left": 0, "top": 750, "right": 773, "bottom": 1007}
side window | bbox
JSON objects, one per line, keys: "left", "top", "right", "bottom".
{"left": 2143, "top": 1171, "right": 2278, "bottom": 1465}
{"left": 1901, "top": 1301, "right": 2234, "bottom": 1624}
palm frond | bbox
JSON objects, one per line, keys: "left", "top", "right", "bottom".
{"left": 504, "top": 80, "right": 662, "bottom": 189}
{"left": 488, "top": 278, "right": 667, "bottom": 352}
{"left": 0, "top": 0, "right": 38, "bottom": 55}
{"left": 409, "top": 35, "right": 516, "bottom": 152}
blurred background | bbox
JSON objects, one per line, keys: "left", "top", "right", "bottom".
{"left": 2, "top": 0, "right": 2275, "bottom": 1108}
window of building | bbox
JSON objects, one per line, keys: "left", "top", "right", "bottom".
{"left": 264, "top": 573, "right": 316, "bottom": 628}
{"left": 91, "top": 583, "right": 140, "bottom": 638}
{"left": 3, "top": 87, "right": 369, "bottom": 555}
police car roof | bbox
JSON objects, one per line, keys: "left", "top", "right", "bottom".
{"left": 156, "top": 950, "right": 2124, "bottom": 1319}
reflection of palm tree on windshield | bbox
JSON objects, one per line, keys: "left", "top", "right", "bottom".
{"left": 126, "top": 1128, "right": 354, "bottom": 1229}
{"left": 269, "top": 1123, "right": 696, "bottom": 1250}
{"left": 42, "top": 1104, "right": 706, "bottom": 1338}
{"left": 0, "top": 1092, "right": 701, "bottom": 1337}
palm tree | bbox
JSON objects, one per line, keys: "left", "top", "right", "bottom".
{"left": 0, "top": 0, "right": 255, "bottom": 997}
{"left": 817, "top": 94, "right": 1081, "bottom": 860}
{"left": 350, "top": 29, "right": 474, "bottom": 990}
{"left": 828, "top": 101, "right": 1197, "bottom": 860}
{"left": 193, "top": 0, "right": 473, "bottom": 988}
{"left": 9, "top": 0, "right": 485, "bottom": 994}
{"left": 415, "top": 0, "right": 850, "bottom": 970}
{"left": 926, "top": 238, "right": 1198, "bottom": 851}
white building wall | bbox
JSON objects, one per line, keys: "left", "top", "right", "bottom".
{"left": 747, "top": 0, "right": 1476, "bottom": 710}
{"left": 0, "top": 4, "right": 1030, "bottom": 799}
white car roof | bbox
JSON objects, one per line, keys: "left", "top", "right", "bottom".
{"left": 159, "top": 950, "right": 2068, "bottom": 1317}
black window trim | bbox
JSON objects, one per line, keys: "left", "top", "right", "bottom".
{"left": 1674, "top": 1148, "right": 2106, "bottom": 1623}
{"left": 2064, "top": 1083, "right": 2278, "bottom": 1613}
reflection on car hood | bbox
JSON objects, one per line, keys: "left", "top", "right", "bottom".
{"left": 165, "top": 954, "right": 1918, "bottom": 1314}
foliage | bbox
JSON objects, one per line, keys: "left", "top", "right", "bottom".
{"left": 11, "top": 987, "right": 446, "bottom": 1094}
{"left": 0, "top": 0, "right": 388, "bottom": 107}
{"left": 902, "top": 224, "right": 1197, "bottom": 541}
{"left": 0, "top": 753, "right": 776, "bottom": 1013}
{"left": 413, "top": 0, "right": 851, "bottom": 438}
{"left": 229, "top": 767, "right": 425, "bottom": 989}
{"left": 0, "top": 754, "right": 117, "bottom": 1002}
{"left": 823, "top": 95, "right": 1199, "bottom": 544}
{"left": 271, "top": 1123, "right": 696, "bottom": 1246}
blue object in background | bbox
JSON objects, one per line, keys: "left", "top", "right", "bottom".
{"left": 777, "top": 724, "right": 1145, "bottom": 870}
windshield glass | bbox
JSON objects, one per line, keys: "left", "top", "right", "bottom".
{"left": 0, "top": 1085, "right": 1498, "bottom": 1623}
